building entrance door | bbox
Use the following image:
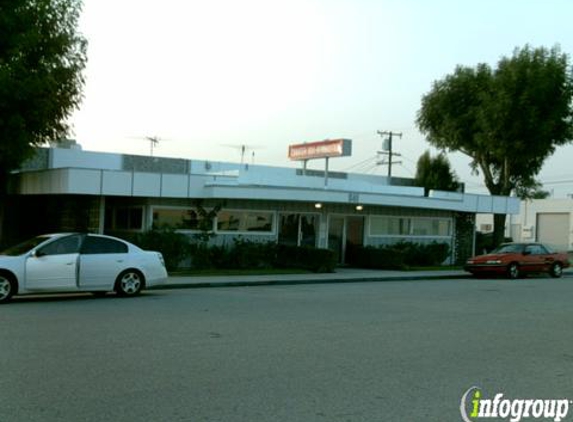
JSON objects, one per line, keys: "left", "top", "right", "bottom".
{"left": 328, "top": 215, "right": 364, "bottom": 265}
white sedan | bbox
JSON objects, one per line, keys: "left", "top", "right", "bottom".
{"left": 0, "top": 233, "right": 168, "bottom": 303}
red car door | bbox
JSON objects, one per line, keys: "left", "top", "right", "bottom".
{"left": 523, "top": 244, "right": 548, "bottom": 273}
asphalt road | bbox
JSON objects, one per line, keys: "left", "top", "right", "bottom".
{"left": 2, "top": 276, "right": 573, "bottom": 422}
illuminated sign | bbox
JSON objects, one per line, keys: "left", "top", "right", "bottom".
{"left": 288, "top": 139, "right": 352, "bottom": 161}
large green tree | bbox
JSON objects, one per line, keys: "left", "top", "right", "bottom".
{"left": 417, "top": 45, "right": 573, "bottom": 246}
{"left": 414, "top": 150, "right": 460, "bottom": 195}
{"left": 0, "top": 0, "right": 86, "bottom": 243}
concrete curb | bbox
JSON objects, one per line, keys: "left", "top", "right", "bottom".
{"left": 155, "top": 272, "right": 472, "bottom": 290}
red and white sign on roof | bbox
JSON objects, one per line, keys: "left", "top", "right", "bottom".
{"left": 288, "top": 139, "right": 352, "bottom": 161}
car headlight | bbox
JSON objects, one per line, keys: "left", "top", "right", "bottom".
{"left": 486, "top": 260, "right": 502, "bottom": 264}
{"left": 466, "top": 260, "right": 474, "bottom": 264}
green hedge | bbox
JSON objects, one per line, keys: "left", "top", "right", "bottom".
{"left": 189, "top": 239, "right": 277, "bottom": 270}
{"left": 349, "top": 241, "right": 450, "bottom": 269}
{"left": 187, "top": 239, "right": 335, "bottom": 273}
{"left": 128, "top": 228, "right": 190, "bottom": 271}
{"left": 124, "top": 229, "right": 447, "bottom": 272}
{"left": 350, "top": 246, "right": 406, "bottom": 269}
{"left": 275, "top": 245, "right": 337, "bottom": 273}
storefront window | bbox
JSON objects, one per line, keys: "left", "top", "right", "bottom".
{"left": 370, "top": 216, "right": 451, "bottom": 237}
{"left": 105, "top": 207, "right": 144, "bottom": 230}
{"left": 412, "top": 219, "right": 451, "bottom": 236}
{"left": 217, "top": 211, "right": 274, "bottom": 233}
{"left": 370, "top": 216, "right": 410, "bottom": 236}
{"left": 153, "top": 208, "right": 202, "bottom": 230}
{"left": 278, "top": 213, "right": 319, "bottom": 247}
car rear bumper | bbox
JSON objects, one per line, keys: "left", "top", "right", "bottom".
{"left": 145, "top": 268, "right": 168, "bottom": 288}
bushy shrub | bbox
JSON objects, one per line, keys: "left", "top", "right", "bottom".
{"left": 188, "top": 239, "right": 279, "bottom": 270}
{"left": 349, "top": 246, "right": 405, "bottom": 269}
{"left": 130, "top": 228, "right": 190, "bottom": 271}
{"left": 350, "top": 241, "right": 450, "bottom": 269}
{"left": 276, "top": 245, "right": 337, "bottom": 273}
{"left": 392, "top": 241, "right": 450, "bottom": 266}
{"left": 228, "top": 239, "right": 277, "bottom": 269}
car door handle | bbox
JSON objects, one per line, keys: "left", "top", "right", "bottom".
{"left": 116, "top": 259, "right": 124, "bottom": 263}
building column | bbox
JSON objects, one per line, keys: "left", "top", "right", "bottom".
{"left": 98, "top": 196, "right": 105, "bottom": 234}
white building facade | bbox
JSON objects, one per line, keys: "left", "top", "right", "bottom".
{"left": 5, "top": 147, "right": 521, "bottom": 265}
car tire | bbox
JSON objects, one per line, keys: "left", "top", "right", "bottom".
{"left": 0, "top": 274, "right": 15, "bottom": 304}
{"left": 115, "top": 270, "right": 144, "bottom": 297}
{"left": 507, "top": 262, "right": 520, "bottom": 280}
{"left": 550, "top": 262, "right": 563, "bottom": 278}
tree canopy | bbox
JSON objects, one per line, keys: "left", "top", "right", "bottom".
{"left": 417, "top": 45, "right": 573, "bottom": 244}
{"left": 414, "top": 150, "right": 460, "bottom": 195}
{"left": 0, "top": 0, "right": 87, "bottom": 187}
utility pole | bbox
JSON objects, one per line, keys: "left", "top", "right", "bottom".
{"left": 376, "top": 130, "right": 402, "bottom": 178}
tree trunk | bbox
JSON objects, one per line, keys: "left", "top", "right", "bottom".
{"left": 492, "top": 213, "right": 507, "bottom": 248}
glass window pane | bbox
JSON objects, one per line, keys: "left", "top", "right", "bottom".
{"left": 370, "top": 217, "right": 410, "bottom": 235}
{"left": 412, "top": 219, "right": 431, "bottom": 236}
{"left": 244, "top": 213, "right": 273, "bottom": 232}
{"left": 279, "top": 214, "right": 299, "bottom": 246}
{"left": 39, "top": 235, "right": 83, "bottom": 256}
{"left": 300, "top": 215, "right": 318, "bottom": 247}
{"left": 153, "top": 208, "right": 201, "bottom": 230}
{"left": 217, "top": 211, "right": 273, "bottom": 233}
{"left": 104, "top": 208, "right": 113, "bottom": 230}
{"left": 217, "top": 211, "right": 241, "bottom": 231}
{"left": 81, "top": 236, "right": 128, "bottom": 254}
{"left": 115, "top": 208, "right": 129, "bottom": 229}
{"left": 437, "top": 219, "right": 451, "bottom": 236}
{"left": 411, "top": 218, "right": 451, "bottom": 236}
{"left": 129, "top": 208, "right": 143, "bottom": 230}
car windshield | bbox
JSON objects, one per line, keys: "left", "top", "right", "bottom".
{"left": 491, "top": 244, "right": 524, "bottom": 254}
{"left": 0, "top": 235, "right": 52, "bottom": 256}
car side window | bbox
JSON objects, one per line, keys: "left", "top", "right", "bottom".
{"left": 525, "top": 245, "right": 545, "bottom": 255}
{"left": 81, "top": 236, "right": 128, "bottom": 254}
{"left": 37, "top": 235, "right": 83, "bottom": 256}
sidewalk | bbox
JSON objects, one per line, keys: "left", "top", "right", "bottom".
{"left": 160, "top": 268, "right": 472, "bottom": 289}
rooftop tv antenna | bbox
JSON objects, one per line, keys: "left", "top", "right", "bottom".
{"left": 145, "top": 136, "right": 160, "bottom": 156}
{"left": 129, "top": 135, "right": 163, "bottom": 156}
{"left": 220, "top": 144, "right": 263, "bottom": 164}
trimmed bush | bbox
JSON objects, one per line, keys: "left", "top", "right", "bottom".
{"left": 228, "top": 239, "right": 277, "bottom": 269}
{"left": 348, "top": 246, "right": 406, "bottom": 270}
{"left": 275, "top": 245, "right": 337, "bottom": 273}
{"left": 130, "top": 228, "right": 190, "bottom": 271}
{"left": 350, "top": 241, "right": 450, "bottom": 269}
{"left": 125, "top": 230, "right": 335, "bottom": 273}
{"left": 392, "top": 241, "right": 450, "bottom": 266}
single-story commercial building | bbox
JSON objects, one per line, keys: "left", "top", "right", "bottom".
{"left": 4, "top": 146, "right": 520, "bottom": 265}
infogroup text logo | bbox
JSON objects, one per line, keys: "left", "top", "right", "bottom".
{"left": 460, "top": 386, "right": 571, "bottom": 422}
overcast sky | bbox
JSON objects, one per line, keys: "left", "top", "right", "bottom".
{"left": 70, "top": 0, "right": 573, "bottom": 196}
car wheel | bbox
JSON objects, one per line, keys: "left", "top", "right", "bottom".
{"left": 115, "top": 270, "right": 144, "bottom": 297}
{"left": 507, "top": 263, "right": 520, "bottom": 280}
{"left": 550, "top": 262, "right": 563, "bottom": 278}
{"left": 0, "top": 275, "right": 15, "bottom": 304}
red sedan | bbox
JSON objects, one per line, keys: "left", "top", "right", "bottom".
{"left": 464, "top": 242, "right": 570, "bottom": 279}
